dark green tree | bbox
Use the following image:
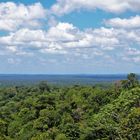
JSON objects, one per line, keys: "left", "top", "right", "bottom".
{"left": 122, "top": 73, "right": 139, "bottom": 89}
{"left": 38, "top": 81, "right": 50, "bottom": 92}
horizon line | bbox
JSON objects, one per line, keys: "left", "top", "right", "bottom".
{"left": 0, "top": 73, "right": 139, "bottom": 75}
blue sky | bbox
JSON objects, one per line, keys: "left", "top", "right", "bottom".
{"left": 0, "top": 0, "right": 140, "bottom": 74}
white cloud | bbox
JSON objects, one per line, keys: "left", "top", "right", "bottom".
{"left": 46, "top": 22, "right": 77, "bottom": 42}
{"left": 0, "top": 2, "right": 46, "bottom": 31}
{"left": 7, "top": 58, "right": 21, "bottom": 64}
{"left": 106, "top": 15, "right": 140, "bottom": 29}
{"left": 7, "top": 46, "right": 17, "bottom": 53}
{"left": 51, "top": 0, "right": 140, "bottom": 15}
{"left": 123, "top": 56, "right": 140, "bottom": 63}
{"left": 127, "top": 48, "right": 140, "bottom": 55}
{"left": 0, "top": 23, "right": 132, "bottom": 50}
{"left": 0, "top": 22, "right": 140, "bottom": 64}
{"left": 122, "top": 47, "right": 140, "bottom": 63}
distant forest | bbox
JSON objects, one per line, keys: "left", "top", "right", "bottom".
{"left": 0, "top": 73, "right": 140, "bottom": 140}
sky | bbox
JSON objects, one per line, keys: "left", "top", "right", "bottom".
{"left": 0, "top": 0, "right": 140, "bottom": 74}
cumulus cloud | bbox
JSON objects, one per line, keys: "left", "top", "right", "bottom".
{"left": 106, "top": 15, "right": 140, "bottom": 29}
{"left": 46, "top": 22, "right": 77, "bottom": 42}
{"left": 51, "top": 0, "right": 140, "bottom": 15}
{"left": 0, "top": 21, "right": 140, "bottom": 64}
{"left": 0, "top": 2, "right": 46, "bottom": 31}
{"left": 7, "top": 58, "right": 21, "bottom": 64}
{"left": 127, "top": 48, "right": 140, "bottom": 56}
{"left": 2, "top": 23, "right": 119, "bottom": 52}
{"left": 121, "top": 47, "right": 140, "bottom": 63}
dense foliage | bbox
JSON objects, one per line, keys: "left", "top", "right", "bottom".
{"left": 0, "top": 73, "right": 140, "bottom": 140}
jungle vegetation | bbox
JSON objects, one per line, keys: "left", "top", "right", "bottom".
{"left": 0, "top": 73, "right": 140, "bottom": 140}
